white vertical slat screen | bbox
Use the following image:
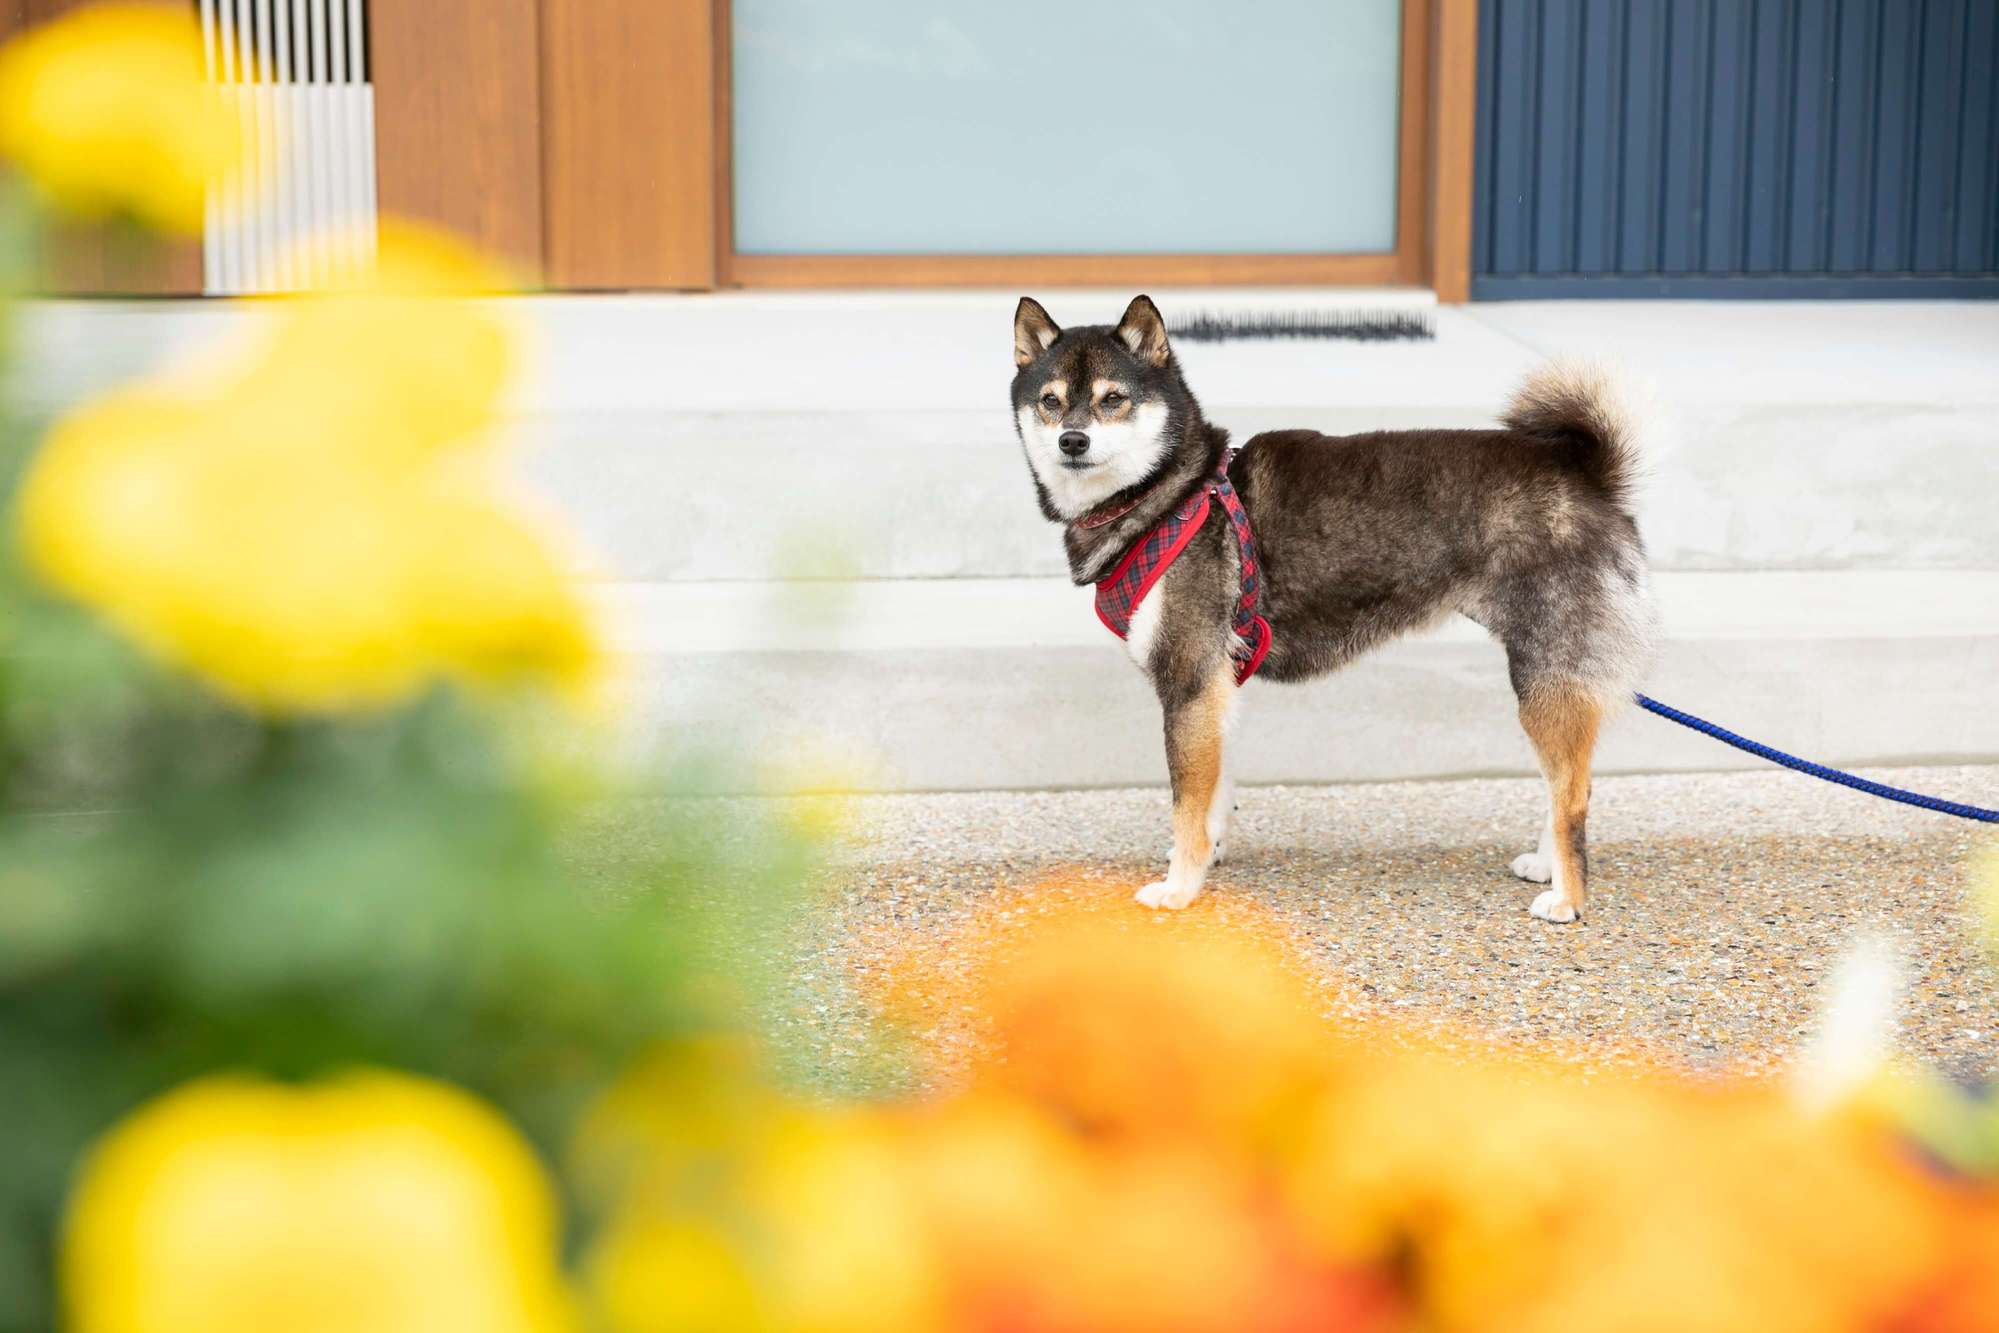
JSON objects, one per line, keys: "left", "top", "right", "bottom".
{"left": 199, "top": 0, "right": 377, "bottom": 295}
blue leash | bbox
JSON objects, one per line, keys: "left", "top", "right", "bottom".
{"left": 1635, "top": 694, "right": 1999, "bottom": 824}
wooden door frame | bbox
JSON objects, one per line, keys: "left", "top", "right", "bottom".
{"left": 710, "top": 0, "right": 1478, "bottom": 294}
{"left": 1426, "top": 0, "right": 1478, "bottom": 302}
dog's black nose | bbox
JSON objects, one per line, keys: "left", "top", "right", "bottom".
{"left": 1058, "top": 430, "right": 1090, "bottom": 457}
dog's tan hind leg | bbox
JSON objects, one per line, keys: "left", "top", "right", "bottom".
{"left": 1518, "top": 687, "right": 1602, "bottom": 923}
{"left": 1137, "top": 666, "right": 1236, "bottom": 910}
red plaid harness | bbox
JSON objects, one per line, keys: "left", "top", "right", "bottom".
{"left": 1086, "top": 450, "right": 1272, "bottom": 685}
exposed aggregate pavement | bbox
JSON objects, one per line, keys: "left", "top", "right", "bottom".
{"left": 774, "top": 765, "right": 1999, "bottom": 1090}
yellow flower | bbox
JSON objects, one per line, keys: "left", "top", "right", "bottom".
{"left": 740, "top": 1110, "right": 946, "bottom": 1333}
{"left": 876, "top": 1094, "right": 1098, "bottom": 1327}
{"left": 586, "top": 1214, "right": 765, "bottom": 1333}
{"left": 62, "top": 1071, "right": 577, "bottom": 1333}
{"left": 583, "top": 1105, "right": 946, "bottom": 1333}
{"left": 570, "top": 1036, "right": 782, "bottom": 1208}
{"left": 13, "top": 222, "right": 599, "bottom": 714}
{"left": 573, "top": 1044, "right": 774, "bottom": 1333}
{"left": 0, "top": 3, "right": 238, "bottom": 232}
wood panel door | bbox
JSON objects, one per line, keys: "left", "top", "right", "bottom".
{"left": 370, "top": 0, "right": 544, "bottom": 275}
{"left": 541, "top": 0, "right": 720, "bottom": 289}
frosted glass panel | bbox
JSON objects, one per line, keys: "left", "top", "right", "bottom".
{"left": 732, "top": 1, "right": 1404, "bottom": 255}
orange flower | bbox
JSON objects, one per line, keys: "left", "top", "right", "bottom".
{"left": 1036, "top": 1144, "right": 1402, "bottom": 1333}
{"left": 1884, "top": 1199, "right": 1999, "bottom": 1332}
{"left": 885, "top": 876, "right": 1343, "bottom": 1151}
{"left": 582, "top": 866, "right": 1999, "bottom": 1333}
{"left": 1287, "top": 1047, "right": 1959, "bottom": 1333}
{"left": 833, "top": 1097, "right": 1405, "bottom": 1333}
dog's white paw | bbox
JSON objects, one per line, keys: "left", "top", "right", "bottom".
{"left": 1529, "top": 889, "right": 1579, "bottom": 924}
{"left": 1510, "top": 851, "right": 1553, "bottom": 883}
{"left": 1136, "top": 880, "right": 1200, "bottom": 910}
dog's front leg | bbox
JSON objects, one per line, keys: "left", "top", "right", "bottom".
{"left": 1136, "top": 664, "right": 1236, "bottom": 910}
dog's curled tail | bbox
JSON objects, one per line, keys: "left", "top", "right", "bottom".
{"left": 1502, "top": 358, "right": 1658, "bottom": 512}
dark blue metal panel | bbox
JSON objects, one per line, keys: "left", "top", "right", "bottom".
{"left": 1472, "top": 0, "right": 1499, "bottom": 276}
{"left": 1786, "top": 0, "right": 1836, "bottom": 271}
{"left": 1473, "top": 0, "right": 1999, "bottom": 298}
{"left": 1869, "top": 0, "right": 1918, "bottom": 269}
{"left": 1742, "top": 0, "right": 1792, "bottom": 271}
{"left": 1659, "top": 0, "right": 1713, "bottom": 273}
{"left": 1825, "top": 0, "right": 1879, "bottom": 273}
{"left": 1571, "top": 1, "right": 1622, "bottom": 272}
{"left": 1532, "top": 0, "right": 1582, "bottom": 273}
{"left": 1702, "top": 2, "right": 1754, "bottom": 271}
{"left": 1616, "top": 0, "right": 1667, "bottom": 272}
{"left": 1475, "top": 273, "right": 1999, "bottom": 298}
{"left": 1484, "top": 0, "right": 1539, "bottom": 275}
{"left": 1910, "top": 0, "right": 1964, "bottom": 272}
{"left": 1959, "top": 0, "right": 1999, "bottom": 270}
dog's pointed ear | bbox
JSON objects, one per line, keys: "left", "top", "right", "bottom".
{"left": 1115, "top": 294, "right": 1171, "bottom": 367}
{"left": 1014, "top": 297, "right": 1060, "bottom": 367}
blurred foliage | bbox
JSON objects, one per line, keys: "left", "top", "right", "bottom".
{"left": 0, "top": 443, "right": 814, "bottom": 1328}
{"left": 0, "top": 13, "right": 811, "bottom": 1329}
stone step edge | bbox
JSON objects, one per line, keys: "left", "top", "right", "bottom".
{"left": 593, "top": 569, "right": 1999, "bottom": 656}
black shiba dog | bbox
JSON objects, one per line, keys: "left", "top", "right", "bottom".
{"left": 1011, "top": 295, "right": 1656, "bottom": 923}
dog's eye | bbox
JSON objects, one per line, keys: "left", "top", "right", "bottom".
{"left": 1040, "top": 393, "right": 1062, "bottom": 411}
{"left": 1101, "top": 392, "right": 1126, "bottom": 408}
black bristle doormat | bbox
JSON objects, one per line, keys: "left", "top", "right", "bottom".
{"left": 1167, "top": 308, "right": 1436, "bottom": 343}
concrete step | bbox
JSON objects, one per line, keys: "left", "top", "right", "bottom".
{"left": 516, "top": 398, "right": 1999, "bottom": 581}
{"left": 602, "top": 570, "right": 1999, "bottom": 791}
